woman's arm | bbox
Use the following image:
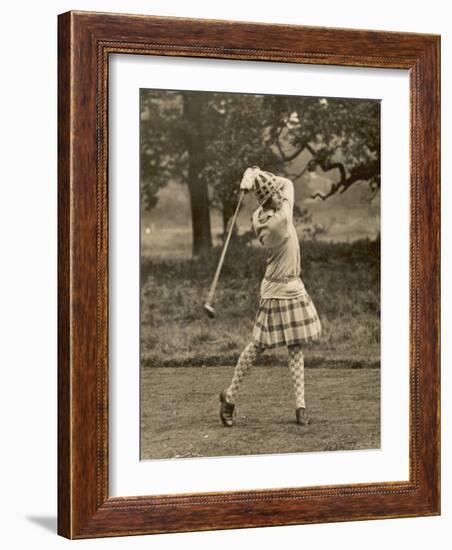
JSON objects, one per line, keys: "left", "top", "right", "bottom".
{"left": 278, "top": 177, "right": 294, "bottom": 207}
{"left": 277, "top": 177, "right": 295, "bottom": 224}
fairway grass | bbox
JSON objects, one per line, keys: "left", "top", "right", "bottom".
{"left": 140, "top": 365, "right": 380, "bottom": 460}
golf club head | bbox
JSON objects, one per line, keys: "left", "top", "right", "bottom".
{"left": 203, "top": 303, "right": 215, "bottom": 318}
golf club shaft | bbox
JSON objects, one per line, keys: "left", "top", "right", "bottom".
{"left": 206, "top": 189, "right": 245, "bottom": 305}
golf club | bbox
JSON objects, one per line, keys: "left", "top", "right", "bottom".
{"left": 203, "top": 189, "right": 246, "bottom": 318}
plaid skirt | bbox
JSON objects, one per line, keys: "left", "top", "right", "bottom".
{"left": 253, "top": 294, "right": 322, "bottom": 349}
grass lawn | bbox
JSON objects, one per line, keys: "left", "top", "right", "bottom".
{"left": 140, "top": 238, "right": 381, "bottom": 368}
{"left": 140, "top": 238, "right": 381, "bottom": 459}
{"left": 140, "top": 365, "right": 380, "bottom": 459}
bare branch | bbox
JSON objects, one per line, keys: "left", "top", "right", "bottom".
{"left": 310, "top": 173, "right": 367, "bottom": 201}
{"left": 274, "top": 127, "right": 307, "bottom": 162}
{"left": 287, "top": 166, "right": 309, "bottom": 181}
{"left": 305, "top": 143, "right": 317, "bottom": 157}
{"left": 318, "top": 160, "right": 347, "bottom": 183}
{"left": 311, "top": 181, "right": 344, "bottom": 201}
{"left": 273, "top": 128, "right": 379, "bottom": 202}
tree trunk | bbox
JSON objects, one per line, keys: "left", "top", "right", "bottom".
{"left": 183, "top": 94, "right": 212, "bottom": 257}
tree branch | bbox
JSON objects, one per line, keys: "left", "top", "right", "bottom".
{"left": 273, "top": 127, "right": 379, "bottom": 202}
{"left": 318, "top": 160, "right": 347, "bottom": 183}
{"left": 275, "top": 127, "right": 307, "bottom": 162}
{"left": 310, "top": 172, "right": 370, "bottom": 201}
{"left": 287, "top": 166, "right": 309, "bottom": 182}
{"left": 305, "top": 143, "right": 317, "bottom": 157}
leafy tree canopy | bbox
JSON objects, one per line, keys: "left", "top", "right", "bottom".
{"left": 140, "top": 90, "right": 380, "bottom": 253}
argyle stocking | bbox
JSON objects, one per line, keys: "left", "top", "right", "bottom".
{"left": 288, "top": 345, "right": 306, "bottom": 409}
{"left": 225, "top": 343, "right": 263, "bottom": 404}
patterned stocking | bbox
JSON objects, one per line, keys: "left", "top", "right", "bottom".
{"left": 225, "top": 343, "right": 263, "bottom": 404}
{"left": 288, "top": 345, "right": 306, "bottom": 409}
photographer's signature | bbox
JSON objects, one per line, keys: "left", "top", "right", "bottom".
{"left": 324, "top": 438, "right": 357, "bottom": 451}
{"left": 324, "top": 431, "right": 378, "bottom": 452}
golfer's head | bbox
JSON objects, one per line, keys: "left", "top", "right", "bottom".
{"left": 253, "top": 170, "right": 282, "bottom": 208}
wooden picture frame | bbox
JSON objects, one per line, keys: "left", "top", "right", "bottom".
{"left": 58, "top": 11, "right": 440, "bottom": 539}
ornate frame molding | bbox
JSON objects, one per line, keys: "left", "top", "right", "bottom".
{"left": 58, "top": 11, "right": 440, "bottom": 538}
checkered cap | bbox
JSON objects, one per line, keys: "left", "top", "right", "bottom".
{"left": 253, "top": 171, "right": 281, "bottom": 206}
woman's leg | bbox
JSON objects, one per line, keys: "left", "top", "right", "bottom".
{"left": 224, "top": 342, "right": 263, "bottom": 404}
{"left": 287, "top": 344, "right": 306, "bottom": 409}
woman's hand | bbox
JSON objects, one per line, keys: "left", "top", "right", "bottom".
{"left": 240, "top": 166, "right": 260, "bottom": 191}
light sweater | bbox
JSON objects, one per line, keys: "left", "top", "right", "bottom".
{"left": 252, "top": 177, "right": 307, "bottom": 299}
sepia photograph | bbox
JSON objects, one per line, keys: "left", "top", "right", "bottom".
{"left": 139, "top": 88, "right": 381, "bottom": 460}
{"left": 54, "top": 8, "right": 440, "bottom": 538}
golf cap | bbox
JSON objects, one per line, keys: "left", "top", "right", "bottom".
{"left": 253, "top": 170, "right": 281, "bottom": 206}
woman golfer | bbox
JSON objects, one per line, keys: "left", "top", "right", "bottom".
{"left": 220, "top": 166, "right": 322, "bottom": 427}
